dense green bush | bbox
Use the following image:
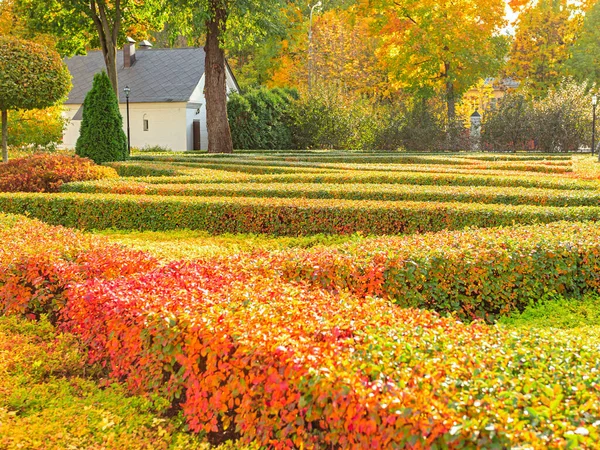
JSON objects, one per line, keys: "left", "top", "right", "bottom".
{"left": 289, "top": 84, "right": 366, "bottom": 150}
{"left": 482, "top": 93, "right": 533, "bottom": 152}
{"left": 482, "top": 80, "right": 593, "bottom": 152}
{"left": 531, "top": 81, "right": 592, "bottom": 152}
{"left": 391, "top": 100, "right": 450, "bottom": 151}
{"left": 76, "top": 72, "right": 127, "bottom": 164}
{"left": 228, "top": 88, "right": 297, "bottom": 150}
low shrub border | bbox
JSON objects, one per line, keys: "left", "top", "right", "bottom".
{"left": 61, "top": 181, "right": 600, "bottom": 207}
{"left": 0, "top": 154, "right": 118, "bottom": 193}
{"left": 269, "top": 221, "right": 600, "bottom": 320}
{"left": 1, "top": 192, "right": 600, "bottom": 235}
{"left": 0, "top": 214, "right": 158, "bottom": 321}
{"left": 64, "top": 169, "right": 599, "bottom": 190}
{"left": 63, "top": 261, "right": 600, "bottom": 449}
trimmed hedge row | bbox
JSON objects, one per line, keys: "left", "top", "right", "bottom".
{"left": 269, "top": 221, "right": 600, "bottom": 321}
{"left": 2, "top": 193, "right": 600, "bottom": 234}
{"left": 61, "top": 181, "right": 600, "bottom": 207}
{"left": 104, "top": 162, "right": 182, "bottom": 177}
{"left": 0, "top": 214, "right": 158, "bottom": 321}
{"left": 66, "top": 169, "right": 599, "bottom": 190}
{"left": 63, "top": 263, "right": 600, "bottom": 449}
{"left": 134, "top": 156, "right": 572, "bottom": 175}
{"left": 133, "top": 154, "right": 476, "bottom": 166}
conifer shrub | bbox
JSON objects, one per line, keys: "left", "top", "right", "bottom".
{"left": 76, "top": 72, "right": 127, "bottom": 164}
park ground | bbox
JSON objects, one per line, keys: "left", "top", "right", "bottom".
{"left": 2, "top": 150, "right": 600, "bottom": 449}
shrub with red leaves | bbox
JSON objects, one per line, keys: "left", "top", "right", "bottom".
{"left": 0, "top": 153, "right": 118, "bottom": 193}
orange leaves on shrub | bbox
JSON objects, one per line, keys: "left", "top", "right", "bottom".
{"left": 61, "top": 261, "right": 600, "bottom": 448}
{"left": 0, "top": 214, "right": 157, "bottom": 320}
{"left": 0, "top": 153, "right": 118, "bottom": 193}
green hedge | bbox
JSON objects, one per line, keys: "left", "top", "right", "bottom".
{"left": 61, "top": 181, "right": 600, "bottom": 207}
{"left": 2, "top": 193, "right": 600, "bottom": 234}
{"left": 65, "top": 169, "right": 598, "bottom": 190}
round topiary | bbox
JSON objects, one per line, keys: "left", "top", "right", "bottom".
{"left": 76, "top": 71, "right": 128, "bottom": 164}
{"left": 0, "top": 36, "right": 71, "bottom": 163}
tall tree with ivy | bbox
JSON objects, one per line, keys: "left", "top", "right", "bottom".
{"left": 0, "top": 36, "right": 71, "bottom": 163}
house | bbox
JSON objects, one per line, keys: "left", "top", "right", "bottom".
{"left": 62, "top": 41, "right": 240, "bottom": 151}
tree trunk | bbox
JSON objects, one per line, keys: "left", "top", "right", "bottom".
{"left": 89, "top": 0, "right": 120, "bottom": 95}
{"left": 204, "top": 1, "right": 233, "bottom": 154}
{"left": 445, "top": 78, "right": 456, "bottom": 124}
{"left": 1, "top": 110, "right": 7, "bottom": 163}
{"left": 444, "top": 61, "right": 458, "bottom": 151}
{"left": 103, "top": 44, "right": 119, "bottom": 95}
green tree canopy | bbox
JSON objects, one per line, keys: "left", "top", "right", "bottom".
{"left": 0, "top": 35, "right": 71, "bottom": 162}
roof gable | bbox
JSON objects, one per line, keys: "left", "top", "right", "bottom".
{"left": 65, "top": 47, "right": 206, "bottom": 104}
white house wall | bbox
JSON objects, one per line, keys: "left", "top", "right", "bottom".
{"left": 184, "top": 70, "right": 239, "bottom": 151}
{"left": 63, "top": 69, "right": 238, "bottom": 152}
{"left": 62, "top": 105, "right": 82, "bottom": 149}
{"left": 62, "top": 102, "right": 189, "bottom": 151}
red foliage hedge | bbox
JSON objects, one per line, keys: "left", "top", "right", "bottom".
{"left": 0, "top": 154, "right": 118, "bottom": 193}
{"left": 62, "top": 260, "right": 600, "bottom": 449}
{"left": 0, "top": 214, "right": 157, "bottom": 321}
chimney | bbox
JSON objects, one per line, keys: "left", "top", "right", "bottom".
{"left": 123, "top": 37, "right": 136, "bottom": 68}
{"left": 139, "top": 40, "right": 153, "bottom": 50}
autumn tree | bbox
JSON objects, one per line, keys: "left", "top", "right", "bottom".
{"left": 566, "top": 0, "right": 600, "bottom": 86}
{"left": 364, "top": 0, "right": 507, "bottom": 125}
{"left": 506, "top": 0, "right": 578, "bottom": 98}
{"left": 14, "top": 0, "right": 166, "bottom": 94}
{"left": 0, "top": 36, "right": 71, "bottom": 163}
{"left": 271, "top": 7, "right": 389, "bottom": 99}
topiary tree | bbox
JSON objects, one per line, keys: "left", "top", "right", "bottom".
{"left": 76, "top": 71, "right": 127, "bottom": 164}
{"left": 0, "top": 36, "right": 71, "bottom": 163}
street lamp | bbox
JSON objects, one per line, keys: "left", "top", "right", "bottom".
{"left": 124, "top": 85, "right": 131, "bottom": 157}
{"left": 308, "top": 1, "right": 322, "bottom": 92}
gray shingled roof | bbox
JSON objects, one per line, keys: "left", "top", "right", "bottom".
{"left": 65, "top": 48, "right": 206, "bottom": 104}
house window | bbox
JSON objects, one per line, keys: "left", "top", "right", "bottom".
{"left": 143, "top": 119, "right": 149, "bottom": 131}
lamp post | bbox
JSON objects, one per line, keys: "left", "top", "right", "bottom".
{"left": 124, "top": 85, "right": 131, "bottom": 157}
{"left": 593, "top": 93, "right": 598, "bottom": 158}
{"left": 308, "top": 1, "right": 322, "bottom": 92}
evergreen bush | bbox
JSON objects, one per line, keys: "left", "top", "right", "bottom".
{"left": 228, "top": 88, "right": 296, "bottom": 150}
{"left": 76, "top": 72, "right": 127, "bottom": 163}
